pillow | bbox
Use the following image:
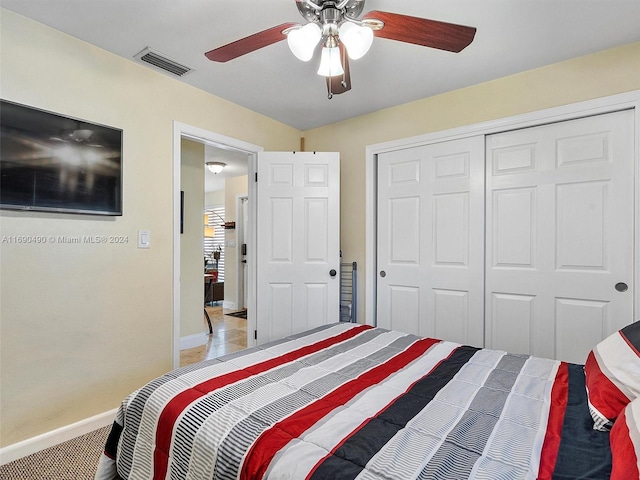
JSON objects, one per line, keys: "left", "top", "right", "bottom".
{"left": 584, "top": 321, "right": 640, "bottom": 431}
{"left": 610, "top": 398, "right": 640, "bottom": 480}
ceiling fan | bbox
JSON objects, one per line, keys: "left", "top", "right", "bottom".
{"left": 205, "top": 0, "right": 476, "bottom": 98}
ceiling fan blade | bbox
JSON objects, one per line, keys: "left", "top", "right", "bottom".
{"left": 363, "top": 11, "right": 476, "bottom": 53}
{"left": 205, "top": 22, "right": 298, "bottom": 62}
{"left": 326, "top": 43, "right": 351, "bottom": 98}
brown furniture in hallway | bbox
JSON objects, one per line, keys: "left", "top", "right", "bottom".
{"left": 204, "top": 275, "right": 224, "bottom": 304}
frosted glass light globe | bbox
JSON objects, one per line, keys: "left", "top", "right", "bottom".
{"left": 339, "top": 22, "right": 373, "bottom": 60}
{"left": 287, "top": 23, "right": 322, "bottom": 61}
{"left": 317, "top": 46, "right": 344, "bottom": 77}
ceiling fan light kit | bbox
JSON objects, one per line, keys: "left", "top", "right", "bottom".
{"left": 204, "top": 0, "right": 476, "bottom": 98}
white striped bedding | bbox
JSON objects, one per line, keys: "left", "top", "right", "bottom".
{"left": 95, "top": 323, "right": 613, "bottom": 480}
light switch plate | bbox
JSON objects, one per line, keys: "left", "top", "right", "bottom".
{"left": 138, "top": 230, "right": 150, "bottom": 248}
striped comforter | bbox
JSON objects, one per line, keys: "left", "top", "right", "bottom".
{"left": 97, "top": 323, "right": 611, "bottom": 480}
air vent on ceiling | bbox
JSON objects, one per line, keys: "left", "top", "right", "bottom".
{"left": 134, "top": 47, "right": 194, "bottom": 77}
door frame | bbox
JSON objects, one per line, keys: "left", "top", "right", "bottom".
{"left": 236, "top": 194, "right": 249, "bottom": 311}
{"left": 365, "top": 90, "right": 640, "bottom": 328}
{"left": 172, "top": 121, "right": 262, "bottom": 368}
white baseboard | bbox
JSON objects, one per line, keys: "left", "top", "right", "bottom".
{"left": 180, "top": 331, "right": 208, "bottom": 350}
{"left": 0, "top": 408, "right": 117, "bottom": 465}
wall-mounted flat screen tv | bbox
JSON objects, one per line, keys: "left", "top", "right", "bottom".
{"left": 0, "top": 100, "right": 122, "bottom": 215}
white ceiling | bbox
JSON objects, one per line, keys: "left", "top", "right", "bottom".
{"left": 3, "top": 0, "right": 640, "bottom": 133}
{"left": 204, "top": 144, "right": 248, "bottom": 193}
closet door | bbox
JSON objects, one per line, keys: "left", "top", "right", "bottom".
{"left": 485, "top": 110, "right": 634, "bottom": 363}
{"left": 377, "top": 136, "right": 485, "bottom": 345}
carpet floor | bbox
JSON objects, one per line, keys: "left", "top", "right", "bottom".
{"left": 0, "top": 426, "right": 109, "bottom": 480}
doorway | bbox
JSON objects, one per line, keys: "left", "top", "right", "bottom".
{"left": 237, "top": 195, "right": 249, "bottom": 311}
{"left": 172, "top": 121, "right": 262, "bottom": 368}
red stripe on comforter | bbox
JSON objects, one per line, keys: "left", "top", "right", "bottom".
{"left": 610, "top": 404, "right": 640, "bottom": 480}
{"left": 240, "top": 336, "right": 441, "bottom": 480}
{"left": 585, "top": 351, "right": 630, "bottom": 420}
{"left": 153, "top": 324, "right": 373, "bottom": 480}
{"left": 538, "top": 362, "right": 569, "bottom": 480}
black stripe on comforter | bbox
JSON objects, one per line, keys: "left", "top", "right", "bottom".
{"left": 309, "top": 345, "right": 480, "bottom": 479}
{"left": 552, "top": 363, "right": 611, "bottom": 480}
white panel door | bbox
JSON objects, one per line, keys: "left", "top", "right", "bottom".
{"left": 377, "top": 136, "right": 485, "bottom": 345}
{"left": 256, "top": 152, "right": 340, "bottom": 343}
{"left": 485, "top": 110, "right": 634, "bottom": 363}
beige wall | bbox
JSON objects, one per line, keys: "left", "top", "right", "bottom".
{"left": 180, "top": 139, "right": 206, "bottom": 338}
{"left": 205, "top": 190, "right": 225, "bottom": 207}
{"left": 0, "top": 9, "right": 300, "bottom": 447}
{"left": 303, "top": 41, "right": 640, "bottom": 324}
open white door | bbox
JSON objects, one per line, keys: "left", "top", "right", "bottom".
{"left": 256, "top": 151, "right": 340, "bottom": 343}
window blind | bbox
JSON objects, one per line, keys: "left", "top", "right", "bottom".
{"left": 204, "top": 205, "right": 225, "bottom": 282}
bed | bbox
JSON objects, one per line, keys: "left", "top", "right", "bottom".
{"left": 95, "top": 321, "right": 640, "bottom": 480}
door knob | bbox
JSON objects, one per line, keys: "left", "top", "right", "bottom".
{"left": 330, "top": 269, "right": 337, "bottom": 277}
{"left": 615, "top": 282, "right": 628, "bottom": 292}
{"left": 380, "top": 270, "right": 386, "bottom": 277}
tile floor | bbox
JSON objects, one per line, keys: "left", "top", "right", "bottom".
{"left": 180, "top": 305, "right": 247, "bottom": 366}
